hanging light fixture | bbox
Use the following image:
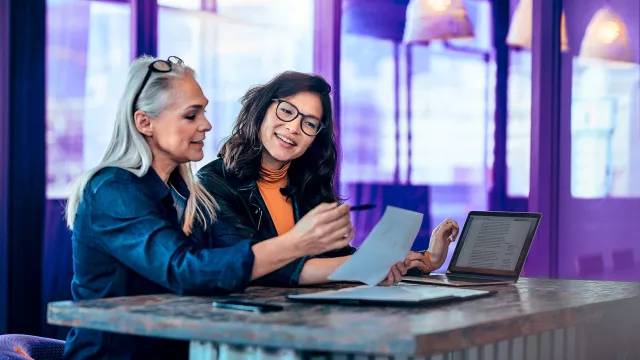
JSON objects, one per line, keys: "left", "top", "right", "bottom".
{"left": 579, "top": 7, "right": 634, "bottom": 64}
{"left": 403, "top": 0, "right": 475, "bottom": 43}
{"left": 505, "top": 0, "right": 570, "bottom": 52}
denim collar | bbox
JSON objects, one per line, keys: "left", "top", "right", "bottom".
{"left": 141, "top": 166, "right": 190, "bottom": 202}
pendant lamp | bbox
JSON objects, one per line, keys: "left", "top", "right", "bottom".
{"left": 505, "top": 0, "right": 569, "bottom": 52}
{"left": 579, "top": 7, "right": 634, "bottom": 64}
{"left": 403, "top": 0, "right": 475, "bottom": 43}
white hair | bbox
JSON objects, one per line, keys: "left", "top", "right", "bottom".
{"left": 66, "top": 55, "right": 217, "bottom": 235}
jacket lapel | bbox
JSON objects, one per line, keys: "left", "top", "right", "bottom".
{"left": 221, "top": 159, "right": 301, "bottom": 237}
{"left": 291, "top": 194, "right": 302, "bottom": 223}
{"left": 236, "top": 182, "right": 278, "bottom": 238}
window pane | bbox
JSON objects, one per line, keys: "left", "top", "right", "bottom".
{"left": 339, "top": 35, "right": 396, "bottom": 183}
{"left": 339, "top": 0, "right": 494, "bottom": 269}
{"left": 408, "top": 0, "right": 495, "bottom": 233}
{"left": 46, "top": 0, "right": 130, "bottom": 198}
{"left": 216, "top": 0, "right": 313, "bottom": 30}
{"left": 409, "top": 44, "right": 494, "bottom": 268}
{"left": 571, "top": 59, "right": 640, "bottom": 198}
{"left": 506, "top": 50, "right": 532, "bottom": 197}
{"left": 410, "top": 45, "right": 494, "bottom": 189}
{"left": 157, "top": 2, "right": 314, "bottom": 169}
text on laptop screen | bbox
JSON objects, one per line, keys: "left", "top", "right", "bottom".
{"left": 455, "top": 216, "right": 537, "bottom": 271}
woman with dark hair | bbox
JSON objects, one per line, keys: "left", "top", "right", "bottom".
{"left": 197, "top": 71, "right": 459, "bottom": 286}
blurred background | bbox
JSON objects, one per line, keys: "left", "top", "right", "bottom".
{"left": 1, "top": 0, "right": 639, "bottom": 339}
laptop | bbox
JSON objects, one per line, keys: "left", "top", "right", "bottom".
{"left": 402, "top": 211, "right": 541, "bottom": 287}
{"left": 287, "top": 283, "right": 495, "bottom": 306}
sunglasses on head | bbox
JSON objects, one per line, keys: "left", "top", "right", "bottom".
{"left": 131, "top": 56, "right": 184, "bottom": 115}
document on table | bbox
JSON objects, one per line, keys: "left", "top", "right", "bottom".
{"left": 288, "top": 284, "right": 491, "bottom": 303}
{"left": 327, "top": 206, "right": 423, "bottom": 286}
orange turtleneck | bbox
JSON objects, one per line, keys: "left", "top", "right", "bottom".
{"left": 256, "top": 162, "right": 295, "bottom": 235}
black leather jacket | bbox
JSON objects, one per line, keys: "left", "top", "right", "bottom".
{"left": 196, "top": 158, "right": 356, "bottom": 286}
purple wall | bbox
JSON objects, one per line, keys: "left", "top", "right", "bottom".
{"left": 557, "top": 0, "right": 640, "bottom": 281}
{"left": 523, "top": 0, "right": 639, "bottom": 279}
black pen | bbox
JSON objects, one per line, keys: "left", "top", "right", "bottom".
{"left": 350, "top": 204, "right": 376, "bottom": 211}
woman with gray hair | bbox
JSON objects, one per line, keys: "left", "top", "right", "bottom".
{"left": 62, "top": 56, "right": 354, "bottom": 359}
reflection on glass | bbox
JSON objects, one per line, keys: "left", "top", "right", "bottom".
{"left": 157, "top": 2, "right": 314, "bottom": 170}
{"left": 46, "top": 0, "right": 130, "bottom": 198}
{"left": 571, "top": 58, "right": 640, "bottom": 198}
{"left": 158, "top": 0, "right": 201, "bottom": 10}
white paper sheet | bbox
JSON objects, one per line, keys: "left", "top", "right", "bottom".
{"left": 327, "top": 206, "right": 423, "bottom": 286}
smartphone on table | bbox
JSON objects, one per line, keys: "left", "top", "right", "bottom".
{"left": 211, "top": 299, "right": 284, "bottom": 313}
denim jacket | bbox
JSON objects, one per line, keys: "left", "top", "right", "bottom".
{"left": 63, "top": 166, "right": 255, "bottom": 360}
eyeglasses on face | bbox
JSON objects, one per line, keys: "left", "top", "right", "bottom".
{"left": 132, "top": 56, "right": 184, "bottom": 115}
{"left": 272, "top": 99, "right": 325, "bottom": 136}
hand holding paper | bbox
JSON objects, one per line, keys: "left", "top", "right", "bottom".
{"left": 328, "top": 206, "right": 423, "bottom": 286}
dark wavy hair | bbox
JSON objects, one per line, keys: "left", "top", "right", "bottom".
{"left": 219, "top": 71, "right": 341, "bottom": 213}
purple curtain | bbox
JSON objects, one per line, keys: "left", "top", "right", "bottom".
{"left": 525, "top": 0, "right": 563, "bottom": 278}
{"left": 131, "top": 0, "right": 158, "bottom": 58}
{"left": 41, "top": 200, "right": 74, "bottom": 340}
{"left": 0, "top": 0, "right": 11, "bottom": 336}
{"left": 313, "top": 0, "right": 342, "bottom": 190}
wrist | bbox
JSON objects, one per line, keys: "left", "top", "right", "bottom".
{"left": 277, "top": 231, "right": 305, "bottom": 259}
{"left": 420, "top": 250, "right": 439, "bottom": 271}
{"left": 432, "top": 253, "right": 444, "bottom": 269}
{"left": 299, "top": 256, "right": 350, "bottom": 285}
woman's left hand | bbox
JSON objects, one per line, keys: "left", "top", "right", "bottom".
{"left": 428, "top": 219, "right": 460, "bottom": 269}
{"left": 378, "top": 252, "right": 432, "bottom": 286}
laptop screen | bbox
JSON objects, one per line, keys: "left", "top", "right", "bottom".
{"left": 448, "top": 212, "right": 541, "bottom": 277}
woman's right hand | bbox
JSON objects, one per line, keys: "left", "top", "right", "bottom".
{"left": 287, "top": 203, "right": 355, "bottom": 256}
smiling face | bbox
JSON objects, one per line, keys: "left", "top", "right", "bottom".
{"left": 259, "top": 91, "right": 322, "bottom": 170}
{"left": 135, "top": 75, "right": 211, "bottom": 167}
